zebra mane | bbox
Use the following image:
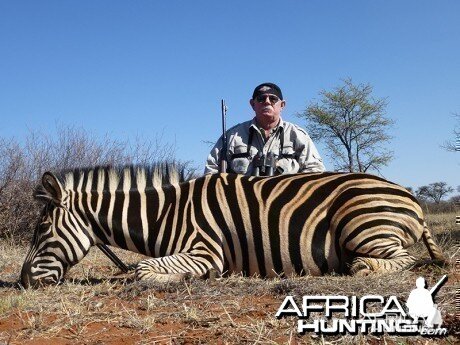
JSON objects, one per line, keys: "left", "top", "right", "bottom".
{"left": 35, "top": 162, "right": 192, "bottom": 198}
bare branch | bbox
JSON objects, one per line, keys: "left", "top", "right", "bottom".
{"left": 442, "top": 113, "right": 460, "bottom": 152}
{"left": 0, "top": 125, "right": 184, "bottom": 240}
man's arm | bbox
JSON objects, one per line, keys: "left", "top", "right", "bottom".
{"left": 204, "top": 136, "right": 223, "bottom": 175}
{"left": 294, "top": 126, "right": 325, "bottom": 173}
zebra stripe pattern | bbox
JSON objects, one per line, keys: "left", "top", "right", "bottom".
{"left": 21, "top": 165, "right": 446, "bottom": 287}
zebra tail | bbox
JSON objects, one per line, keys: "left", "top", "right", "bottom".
{"left": 421, "top": 223, "right": 448, "bottom": 265}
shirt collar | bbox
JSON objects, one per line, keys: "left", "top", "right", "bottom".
{"left": 250, "top": 117, "right": 284, "bottom": 133}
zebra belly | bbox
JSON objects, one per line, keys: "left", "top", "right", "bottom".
{"left": 220, "top": 222, "right": 342, "bottom": 278}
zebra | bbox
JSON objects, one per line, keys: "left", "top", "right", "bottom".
{"left": 21, "top": 164, "right": 446, "bottom": 287}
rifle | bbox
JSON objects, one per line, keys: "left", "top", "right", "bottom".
{"left": 96, "top": 100, "right": 229, "bottom": 271}
{"left": 429, "top": 274, "right": 448, "bottom": 296}
{"left": 97, "top": 244, "right": 129, "bottom": 273}
{"left": 220, "top": 99, "right": 228, "bottom": 173}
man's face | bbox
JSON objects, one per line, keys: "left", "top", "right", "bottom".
{"left": 250, "top": 93, "right": 286, "bottom": 124}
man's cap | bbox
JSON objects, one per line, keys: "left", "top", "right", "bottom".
{"left": 252, "top": 82, "right": 283, "bottom": 100}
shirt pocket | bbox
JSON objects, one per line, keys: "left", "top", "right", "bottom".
{"left": 233, "top": 144, "right": 248, "bottom": 155}
{"left": 230, "top": 145, "right": 251, "bottom": 174}
{"left": 281, "top": 144, "right": 295, "bottom": 157}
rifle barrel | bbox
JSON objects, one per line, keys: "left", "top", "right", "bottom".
{"left": 429, "top": 274, "right": 448, "bottom": 295}
{"left": 97, "top": 244, "right": 130, "bottom": 273}
{"left": 220, "top": 99, "right": 228, "bottom": 173}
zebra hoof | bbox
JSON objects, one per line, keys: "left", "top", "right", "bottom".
{"left": 135, "top": 270, "right": 190, "bottom": 283}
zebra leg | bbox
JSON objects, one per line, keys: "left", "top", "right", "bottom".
{"left": 350, "top": 254, "right": 416, "bottom": 276}
{"left": 135, "top": 252, "right": 217, "bottom": 282}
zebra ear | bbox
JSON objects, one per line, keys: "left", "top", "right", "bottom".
{"left": 39, "top": 172, "right": 64, "bottom": 203}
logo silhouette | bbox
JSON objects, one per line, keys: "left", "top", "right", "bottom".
{"left": 406, "top": 275, "right": 447, "bottom": 328}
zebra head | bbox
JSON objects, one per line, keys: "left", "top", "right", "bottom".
{"left": 21, "top": 172, "right": 93, "bottom": 288}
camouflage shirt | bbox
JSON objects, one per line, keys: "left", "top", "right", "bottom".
{"left": 204, "top": 118, "right": 325, "bottom": 175}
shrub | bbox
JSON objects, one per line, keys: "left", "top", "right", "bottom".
{"left": 0, "top": 125, "right": 191, "bottom": 241}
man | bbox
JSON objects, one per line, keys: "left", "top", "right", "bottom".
{"left": 406, "top": 277, "right": 435, "bottom": 321}
{"left": 204, "top": 82, "right": 325, "bottom": 176}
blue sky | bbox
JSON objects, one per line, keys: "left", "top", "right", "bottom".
{"left": 1, "top": 1, "right": 458, "bottom": 191}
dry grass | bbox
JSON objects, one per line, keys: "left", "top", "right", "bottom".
{"left": 0, "top": 212, "right": 459, "bottom": 344}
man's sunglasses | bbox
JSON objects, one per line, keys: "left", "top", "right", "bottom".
{"left": 255, "top": 95, "right": 280, "bottom": 104}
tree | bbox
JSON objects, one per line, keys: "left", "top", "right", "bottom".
{"left": 415, "top": 182, "right": 454, "bottom": 204}
{"left": 298, "top": 78, "right": 393, "bottom": 173}
{"left": 405, "top": 186, "right": 414, "bottom": 195}
{"left": 442, "top": 113, "right": 460, "bottom": 152}
{"left": 450, "top": 194, "right": 460, "bottom": 206}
